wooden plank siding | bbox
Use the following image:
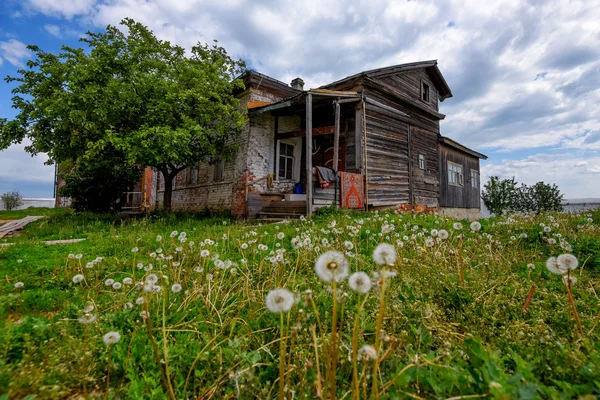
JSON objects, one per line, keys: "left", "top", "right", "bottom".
{"left": 439, "top": 143, "right": 481, "bottom": 208}
{"left": 378, "top": 69, "right": 439, "bottom": 112}
{"left": 364, "top": 103, "right": 411, "bottom": 207}
{"left": 411, "top": 126, "right": 439, "bottom": 207}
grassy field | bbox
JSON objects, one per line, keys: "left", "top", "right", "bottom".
{"left": 1, "top": 207, "right": 600, "bottom": 399}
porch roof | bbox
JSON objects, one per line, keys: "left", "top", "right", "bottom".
{"left": 248, "top": 89, "right": 361, "bottom": 115}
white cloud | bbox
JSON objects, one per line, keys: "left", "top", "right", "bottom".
{"left": 44, "top": 24, "right": 62, "bottom": 38}
{"left": 25, "top": 0, "right": 95, "bottom": 19}
{"left": 0, "top": 140, "right": 55, "bottom": 184}
{"left": 0, "top": 39, "right": 31, "bottom": 67}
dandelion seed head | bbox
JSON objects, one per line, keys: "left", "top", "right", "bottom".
{"left": 348, "top": 272, "right": 372, "bottom": 294}
{"left": 546, "top": 257, "right": 566, "bottom": 275}
{"left": 112, "top": 282, "right": 122, "bottom": 290}
{"left": 372, "top": 243, "right": 397, "bottom": 266}
{"left": 358, "top": 345, "right": 377, "bottom": 361}
{"left": 103, "top": 331, "right": 121, "bottom": 345}
{"left": 14, "top": 282, "right": 24, "bottom": 289}
{"left": 557, "top": 254, "right": 578, "bottom": 272}
{"left": 315, "top": 251, "right": 349, "bottom": 283}
{"left": 123, "top": 277, "right": 133, "bottom": 285}
{"left": 104, "top": 278, "right": 115, "bottom": 286}
{"left": 171, "top": 283, "right": 182, "bottom": 293}
{"left": 265, "top": 288, "right": 295, "bottom": 313}
{"left": 72, "top": 274, "right": 85, "bottom": 284}
{"left": 78, "top": 314, "right": 97, "bottom": 324}
{"left": 470, "top": 221, "right": 481, "bottom": 231}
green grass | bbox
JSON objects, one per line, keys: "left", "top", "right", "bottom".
{"left": 1, "top": 207, "right": 600, "bottom": 399}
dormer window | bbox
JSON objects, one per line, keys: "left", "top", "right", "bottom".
{"left": 421, "top": 81, "right": 430, "bottom": 102}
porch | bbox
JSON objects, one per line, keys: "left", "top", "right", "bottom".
{"left": 247, "top": 89, "right": 367, "bottom": 219}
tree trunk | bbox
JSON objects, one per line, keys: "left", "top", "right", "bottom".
{"left": 162, "top": 170, "right": 174, "bottom": 212}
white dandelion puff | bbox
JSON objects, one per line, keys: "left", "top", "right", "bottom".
{"left": 72, "top": 274, "right": 85, "bottom": 284}
{"left": 14, "top": 282, "right": 24, "bottom": 289}
{"left": 557, "top": 254, "right": 578, "bottom": 272}
{"left": 546, "top": 257, "right": 566, "bottom": 275}
{"left": 103, "top": 331, "right": 121, "bottom": 345}
{"left": 265, "top": 288, "right": 295, "bottom": 313}
{"left": 358, "top": 345, "right": 377, "bottom": 361}
{"left": 112, "top": 282, "right": 122, "bottom": 290}
{"left": 171, "top": 283, "right": 182, "bottom": 293}
{"left": 123, "top": 277, "right": 133, "bottom": 285}
{"left": 78, "top": 314, "right": 97, "bottom": 324}
{"left": 372, "top": 243, "right": 397, "bottom": 266}
{"left": 146, "top": 274, "right": 159, "bottom": 284}
{"left": 470, "top": 221, "right": 481, "bottom": 231}
{"left": 348, "top": 272, "right": 372, "bottom": 294}
{"left": 453, "top": 223, "right": 463, "bottom": 230}
{"left": 438, "top": 230, "right": 449, "bottom": 240}
{"left": 135, "top": 297, "right": 146, "bottom": 305}
{"left": 315, "top": 251, "right": 349, "bottom": 283}
{"left": 104, "top": 278, "right": 115, "bottom": 286}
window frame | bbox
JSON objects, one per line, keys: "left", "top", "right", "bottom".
{"left": 276, "top": 141, "right": 296, "bottom": 181}
{"left": 418, "top": 153, "right": 426, "bottom": 170}
{"left": 447, "top": 161, "right": 464, "bottom": 187}
{"left": 214, "top": 158, "right": 225, "bottom": 182}
{"left": 471, "top": 169, "right": 479, "bottom": 189}
{"left": 186, "top": 164, "right": 198, "bottom": 186}
{"left": 421, "top": 80, "right": 430, "bottom": 103}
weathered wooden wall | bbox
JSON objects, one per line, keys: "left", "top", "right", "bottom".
{"left": 377, "top": 68, "right": 439, "bottom": 112}
{"left": 411, "top": 126, "right": 439, "bottom": 208}
{"left": 439, "top": 143, "right": 481, "bottom": 208}
{"left": 363, "top": 99, "right": 411, "bottom": 207}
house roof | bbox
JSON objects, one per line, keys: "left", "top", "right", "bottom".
{"left": 439, "top": 136, "right": 488, "bottom": 159}
{"left": 321, "top": 60, "right": 453, "bottom": 101}
{"left": 238, "top": 70, "right": 300, "bottom": 98}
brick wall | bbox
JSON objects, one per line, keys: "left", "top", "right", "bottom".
{"left": 152, "top": 87, "right": 296, "bottom": 216}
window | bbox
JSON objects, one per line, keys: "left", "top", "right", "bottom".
{"left": 278, "top": 142, "right": 294, "bottom": 180}
{"left": 448, "top": 161, "right": 463, "bottom": 186}
{"left": 186, "top": 164, "right": 198, "bottom": 185}
{"left": 418, "top": 153, "right": 426, "bottom": 170}
{"left": 471, "top": 170, "right": 479, "bottom": 188}
{"left": 214, "top": 158, "right": 224, "bottom": 182}
{"left": 421, "top": 81, "right": 430, "bottom": 102}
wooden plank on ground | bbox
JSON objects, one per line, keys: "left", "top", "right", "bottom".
{"left": 0, "top": 216, "right": 44, "bottom": 239}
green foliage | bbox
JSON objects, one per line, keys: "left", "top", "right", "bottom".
{"left": 60, "top": 148, "right": 141, "bottom": 212}
{"left": 1, "top": 191, "right": 23, "bottom": 211}
{"left": 482, "top": 176, "right": 518, "bottom": 215}
{"left": 0, "top": 18, "right": 246, "bottom": 211}
{"left": 482, "top": 176, "right": 564, "bottom": 215}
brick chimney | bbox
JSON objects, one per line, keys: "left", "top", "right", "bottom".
{"left": 291, "top": 77, "right": 304, "bottom": 91}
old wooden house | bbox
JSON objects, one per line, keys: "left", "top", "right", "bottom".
{"left": 149, "top": 60, "right": 487, "bottom": 220}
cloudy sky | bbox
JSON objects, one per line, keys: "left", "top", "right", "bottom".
{"left": 0, "top": 0, "right": 599, "bottom": 199}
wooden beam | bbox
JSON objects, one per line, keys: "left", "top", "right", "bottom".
{"left": 355, "top": 106, "right": 363, "bottom": 172}
{"left": 333, "top": 101, "right": 340, "bottom": 172}
{"left": 306, "top": 93, "right": 313, "bottom": 218}
{"left": 362, "top": 98, "right": 369, "bottom": 212}
{"left": 364, "top": 97, "right": 409, "bottom": 118}
{"left": 408, "top": 125, "right": 413, "bottom": 208}
{"left": 276, "top": 125, "right": 334, "bottom": 140}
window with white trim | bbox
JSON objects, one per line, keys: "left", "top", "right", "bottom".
{"left": 471, "top": 169, "right": 479, "bottom": 188}
{"left": 418, "top": 153, "right": 425, "bottom": 170}
{"left": 278, "top": 142, "right": 295, "bottom": 180}
{"left": 448, "top": 161, "right": 463, "bottom": 186}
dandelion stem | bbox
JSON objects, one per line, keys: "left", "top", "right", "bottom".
{"left": 278, "top": 311, "right": 286, "bottom": 400}
{"left": 566, "top": 271, "right": 584, "bottom": 337}
{"left": 371, "top": 272, "right": 388, "bottom": 398}
{"left": 105, "top": 346, "right": 111, "bottom": 399}
{"left": 310, "top": 325, "right": 323, "bottom": 399}
{"left": 352, "top": 295, "right": 369, "bottom": 400}
{"left": 330, "top": 281, "right": 339, "bottom": 400}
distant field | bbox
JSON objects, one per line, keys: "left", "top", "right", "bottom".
{"left": 1, "top": 208, "right": 600, "bottom": 398}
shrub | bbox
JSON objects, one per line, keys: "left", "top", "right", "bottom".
{"left": 482, "top": 177, "right": 564, "bottom": 215}
{"left": 60, "top": 150, "right": 141, "bottom": 213}
{"left": 1, "top": 190, "right": 24, "bottom": 210}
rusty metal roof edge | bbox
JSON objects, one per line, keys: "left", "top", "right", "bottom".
{"left": 439, "top": 136, "right": 488, "bottom": 160}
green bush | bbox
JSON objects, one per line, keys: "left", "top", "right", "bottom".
{"left": 1, "top": 191, "right": 23, "bottom": 211}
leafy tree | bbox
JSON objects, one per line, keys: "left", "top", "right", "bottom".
{"left": 0, "top": 18, "right": 246, "bottom": 211}
{"left": 1, "top": 190, "right": 24, "bottom": 210}
{"left": 60, "top": 149, "right": 141, "bottom": 212}
{"left": 481, "top": 176, "right": 518, "bottom": 215}
{"left": 482, "top": 176, "right": 564, "bottom": 215}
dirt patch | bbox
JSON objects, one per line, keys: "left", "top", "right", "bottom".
{"left": 0, "top": 220, "right": 15, "bottom": 226}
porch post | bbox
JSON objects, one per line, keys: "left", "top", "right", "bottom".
{"left": 333, "top": 100, "right": 340, "bottom": 172}
{"left": 306, "top": 93, "right": 313, "bottom": 218}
